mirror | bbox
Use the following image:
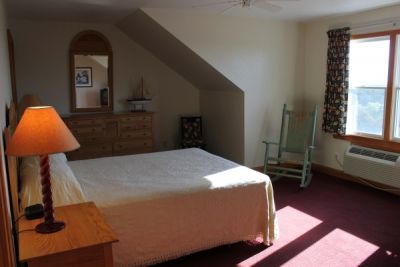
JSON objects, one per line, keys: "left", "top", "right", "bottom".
{"left": 70, "top": 30, "right": 113, "bottom": 113}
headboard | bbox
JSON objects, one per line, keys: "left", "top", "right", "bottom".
{"left": 4, "top": 102, "right": 20, "bottom": 222}
{"left": 0, "top": 101, "right": 18, "bottom": 267}
{"left": 4, "top": 101, "right": 19, "bottom": 220}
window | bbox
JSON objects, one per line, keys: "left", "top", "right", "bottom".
{"left": 394, "top": 36, "right": 400, "bottom": 139}
{"left": 347, "top": 36, "right": 389, "bottom": 136}
{"left": 343, "top": 30, "right": 400, "bottom": 151}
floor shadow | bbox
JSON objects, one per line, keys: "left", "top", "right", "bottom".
{"left": 271, "top": 174, "right": 400, "bottom": 267}
{"left": 154, "top": 173, "right": 400, "bottom": 266}
{"left": 154, "top": 242, "right": 267, "bottom": 267}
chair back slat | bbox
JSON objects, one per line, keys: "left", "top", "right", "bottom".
{"left": 280, "top": 105, "right": 317, "bottom": 154}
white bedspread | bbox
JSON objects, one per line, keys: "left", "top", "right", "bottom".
{"left": 69, "top": 148, "right": 278, "bottom": 267}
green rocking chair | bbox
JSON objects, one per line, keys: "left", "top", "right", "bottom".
{"left": 263, "top": 104, "right": 317, "bottom": 188}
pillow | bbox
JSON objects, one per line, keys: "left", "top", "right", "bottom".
{"left": 22, "top": 153, "right": 68, "bottom": 166}
{"left": 52, "top": 153, "right": 68, "bottom": 163}
{"left": 20, "top": 155, "right": 87, "bottom": 210}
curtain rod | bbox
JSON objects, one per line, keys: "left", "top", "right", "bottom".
{"left": 349, "top": 18, "right": 400, "bottom": 32}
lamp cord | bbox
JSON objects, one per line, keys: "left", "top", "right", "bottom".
{"left": 18, "top": 228, "right": 35, "bottom": 234}
{"left": 14, "top": 213, "right": 25, "bottom": 224}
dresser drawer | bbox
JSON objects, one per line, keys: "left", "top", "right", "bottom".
{"left": 71, "top": 126, "right": 104, "bottom": 137}
{"left": 67, "top": 144, "right": 113, "bottom": 160}
{"left": 76, "top": 136, "right": 108, "bottom": 144}
{"left": 119, "top": 116, "right": 152, "bottom": 123}
{"left": 66, "top": 119, "right": 104, "bottom": 127}
{"left": 120, "top": 130, "right": 152, "bottom": 139}
{"left": 120, "top": 122, "right": 151, "bottom": 131}
{"left": 113, "top": 139, "right": 153, "bottom": 152}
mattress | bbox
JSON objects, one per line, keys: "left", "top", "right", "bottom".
{"left": 69, "top": 148, "right": 278, "bottom": 267}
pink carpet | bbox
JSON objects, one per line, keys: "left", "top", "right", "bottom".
{"left": 155, "top": 173, "right": 400, "bottom": 267}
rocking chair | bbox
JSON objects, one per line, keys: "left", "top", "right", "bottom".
{"left": 263, "top": 104, "right": 317, "bottom": 188}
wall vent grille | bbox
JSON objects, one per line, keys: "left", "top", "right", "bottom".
{"left": 348, "top": 147, "right": 399, "bottom": 162}
{"left": 344, "top": 146, "right": 400, "bottom": 189}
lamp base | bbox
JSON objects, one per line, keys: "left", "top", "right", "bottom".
{"left": 35, "top": 221, "right": 65, "bottom": 234}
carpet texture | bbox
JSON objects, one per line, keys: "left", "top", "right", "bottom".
{"left": 155, "top": 173, "right": 400, "bottom": 267}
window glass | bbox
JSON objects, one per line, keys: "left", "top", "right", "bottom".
{"left": 346, "top": 36, "right": 390, "bottom": 136}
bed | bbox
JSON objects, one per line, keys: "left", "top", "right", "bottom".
{"left": 5, "top": 104, "right": 278, "bottom": 267}
{"left": 19, "top": 149, "right": 278, "bottom": 266}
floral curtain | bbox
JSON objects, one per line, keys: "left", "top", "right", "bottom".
{"left": 322, "top": 27, "right": 351, "bottom": 135}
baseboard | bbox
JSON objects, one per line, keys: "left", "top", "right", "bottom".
{"left": 254, "top": 163, "right": 400, "bottom": 196}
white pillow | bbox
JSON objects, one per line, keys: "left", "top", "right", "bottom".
{"left": 22, "top": 153, "right": 68, "bottom": 166}
{"left": 20, "top": 155, "right": 87, "bottom": 210}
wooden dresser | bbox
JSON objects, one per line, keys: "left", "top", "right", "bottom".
{"left": 63, "top": 112, "right": 154, "bottom": 160}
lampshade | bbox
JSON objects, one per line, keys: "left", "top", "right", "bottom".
{"left": 19, "top": 94, "right": 43, "bottom": 115}
{"left": 6, "top": 106, "right": 80, "bottom": 156}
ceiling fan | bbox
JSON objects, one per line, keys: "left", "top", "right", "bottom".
{"left": 193, "top": 0, "right": 299, "bottom": 14}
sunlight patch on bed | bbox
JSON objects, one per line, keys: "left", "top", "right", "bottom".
{"left": 203, "top": 166, "right": 266, "bottom": 188}
{"left": 281, "top": 228, "right": 379, "bottom": 267}
{"left": 237, "top": 206, "right": 323, "bottom": 266}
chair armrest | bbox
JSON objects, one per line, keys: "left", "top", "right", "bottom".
{"left": 262, "top": 141, "right": 279, "bottom": 146}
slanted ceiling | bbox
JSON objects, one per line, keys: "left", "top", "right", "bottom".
{"left": 117, "top": 9, "right": 242, "bottom": 93}
{"left": 118, "top": 10, "right": 245, "bottom": 164}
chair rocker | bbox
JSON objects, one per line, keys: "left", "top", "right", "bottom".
{"left": 263, "top": 104, "right": 317, "bottom": 188}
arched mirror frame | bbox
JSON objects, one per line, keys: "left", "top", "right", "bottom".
{"left": 70, "top": 30, "right": 113, "bottom": 113}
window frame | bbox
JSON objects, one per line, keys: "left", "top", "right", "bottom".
{"left": 335, "top": 29, "right": 400, "bottom": 153}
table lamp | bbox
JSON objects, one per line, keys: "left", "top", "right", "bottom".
{"left": 6, "top": 106, "right": 80, "bottom": 233}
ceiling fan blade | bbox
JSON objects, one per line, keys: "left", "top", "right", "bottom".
{"left": 192, "top": 0, "right": 240, "bottom": 8}
{"left": 253, "top": 0, "right": 282, "bottom": 12}
{"left": 219, "top": 2, "right": 242, "bottom": 14}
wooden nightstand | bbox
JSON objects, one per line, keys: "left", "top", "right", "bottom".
{"left": 18, "top": 202, "right": 118, "bottom": 267}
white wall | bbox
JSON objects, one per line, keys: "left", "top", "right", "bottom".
{"left": 144, "top": 8, "right": 302, "bottom": 167}
{"left": 200, "top": 90, "right": 244, "bottom": 164}
{"left": 301, "top": 4, "right": 400, "bottom": 170}
{"left": 0, "top": 0, "right": 11, "bottom": 129}
{"left": 0, "top": 0, "right": 12, "bottom": 177}
{"left": 9, "top": 19, "right": 200, "bottom": 151}
{"left": 0, "top": 1, "right": 14, "bottom": 264}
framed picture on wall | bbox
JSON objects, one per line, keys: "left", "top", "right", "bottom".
{"left": 75, "top": 67, "right": 92, "bottom": 87}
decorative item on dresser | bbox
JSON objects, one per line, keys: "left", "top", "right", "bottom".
{"left": 63, "top": 112, "right": 154, "bottom": 160}
{"left": 127, "top": 76, "right": 152, "bottom": 112}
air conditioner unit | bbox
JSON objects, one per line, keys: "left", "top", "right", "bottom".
{"left": 343, "top": 145, "right": 400, "bottom": 188}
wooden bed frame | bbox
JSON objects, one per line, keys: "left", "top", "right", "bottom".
{"left": 0, "top": 101, "right": 19, "bottom": 267}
